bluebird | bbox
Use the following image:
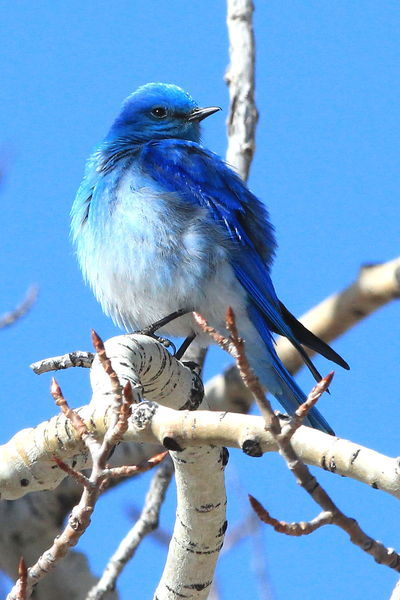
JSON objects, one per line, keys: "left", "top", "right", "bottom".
{"left": 71, "top": 82, "right": 349, "bottom": 434}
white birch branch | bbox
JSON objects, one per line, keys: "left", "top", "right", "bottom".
{"left": 0, "top": 334, "right": 198, "bottom": 501}
{"left": 154, "top": 446, "right": 227, "bottom": 600}
{"left": 2, "top": 385, "right": 400, "bottom": 501}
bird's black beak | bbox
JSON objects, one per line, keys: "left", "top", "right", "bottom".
{"left": 187, "top": 106, "right": 221, "bottom": 122}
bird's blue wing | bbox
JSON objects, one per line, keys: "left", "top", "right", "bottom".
{"left": 139, "top": 139, "right": 348, "bottom": 370}
{"left": 139, "top": 139, "right": 302, "bottom": 341}
{"left": 139, "top": 139, "right": 338, "bottom": 434}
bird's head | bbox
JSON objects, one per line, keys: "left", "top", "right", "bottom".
{"left": 106, "top": 83, "right": 220, "bottom": 144}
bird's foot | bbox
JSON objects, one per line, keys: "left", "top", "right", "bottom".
{"left": 136, "top": 330, "right": 176, "bottom": 352}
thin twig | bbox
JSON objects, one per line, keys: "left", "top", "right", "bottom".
{"left": 16, "top": 557, "right": 27, "bottom": 600}
{"left": 52, "top": 457, "right": 91, "bottom": 490}
{"left": 0, "top": 286, "right": 38, "bottom": 330}
{"left": 281, "top": 372, "right": 334, "bottom": 441}
{"left": 30, "top": 351, "right": 94, "bottom": 374}
{"left": 91, "top": 330, "right": 122, "bottom": 401}
{"left": 102, "top": 451, "right": 167, "bottom": 483}
{"left": 249, "top": 496, "right": 332, "bottom": 536}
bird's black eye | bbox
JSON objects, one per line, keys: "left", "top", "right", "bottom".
{"left": 151, "top": 107, "right": 167, "bottom": 119}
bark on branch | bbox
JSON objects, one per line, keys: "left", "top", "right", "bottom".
{"left": 225, "top": 0, "right": 257, "bottom": 181}
{"left": 1, "top": 335, "right": 400, "bottom": 502}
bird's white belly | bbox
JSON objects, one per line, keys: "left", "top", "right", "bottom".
{"left": 79, "top": 177, "right": 249, "bottom": 341}
{"left": 98, "top": 246, "right": 249, "bottom": 344}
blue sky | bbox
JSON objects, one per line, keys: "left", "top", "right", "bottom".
{"left": 1, "top": 1, "right": 399, "bottom": 598}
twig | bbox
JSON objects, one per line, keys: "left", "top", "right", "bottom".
{"left": 51, "top": 377, "right": 90, "bottom": 439}
{"left": 249, "top": 497, "right": 332, "bottom": 536}
{"left": 197, "top": 308, "right": 400, "bottom": 573}
{"left": 87, "top": 457, "right": 174, "bottom": 599}
{"left": 91, "top": 330, "right": 122, "bottom": 404}
{"left": 0, "top": 286, "right": 38, "bottom": 330}
{"left": 281, "top": 372, "right": 334, "bottom": 440}
{"left": 52, "top": 456, "right": 91, "bottom": 490}
{"left": 102, "top": 451, "right": 167, "bottom": 483}
{"left": 16, "top": 557, "right": 27, "bottom": 600}
{"left": 30, "top": 351, "right": 94, "bottom": 374}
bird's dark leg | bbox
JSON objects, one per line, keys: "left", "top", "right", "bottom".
{"left": 138, "top": 308, "right": 190, "bottom": 335}
{"left": 137, "top": 309, "right": 190, "bottom": 350}
{"left": 175, "top": 332, "right": 196, "bottom": 361}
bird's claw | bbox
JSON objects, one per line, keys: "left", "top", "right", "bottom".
{"left": 136, "top": 329, "right": 176, "bottom": 352}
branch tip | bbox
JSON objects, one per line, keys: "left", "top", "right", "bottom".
{"left": 91, "top": 329, "right": 104, "bottom": 353}
{"left": 17, "top": 556, "right": 27, "bottom": 600}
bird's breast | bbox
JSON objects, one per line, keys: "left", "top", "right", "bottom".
{"left": 77, "top": 168, "right": 230, "bottom": 331}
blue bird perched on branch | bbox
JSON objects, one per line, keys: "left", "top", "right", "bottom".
{"left": 71, "top": 82, "right": 349, "bottom": 434}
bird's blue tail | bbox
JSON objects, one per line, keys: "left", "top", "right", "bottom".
{"left": 245, "top": 304, "right": 334, "bottom": 435}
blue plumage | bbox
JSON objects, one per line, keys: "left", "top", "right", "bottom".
{"left": 71, "top": 83, "right": 349, "bottom": 434}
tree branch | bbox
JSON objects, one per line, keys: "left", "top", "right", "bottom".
{"left": 0, "top": 286, "right": 38, "bottom": 330}
{"left": 1, "top": 334, "right": 400, "bottom": 501}
{"left": 30, "top": 351, "right": 94, "bottom": 374}
{"left": 154, "top": 446, "right": 227, "bottom": 600}
{"left": 225, "top": 0, "right": 258, "bottom": 181}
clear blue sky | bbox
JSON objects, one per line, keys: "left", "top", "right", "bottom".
{"left": 1, "top": 1, "right": 399, "bottom": 598}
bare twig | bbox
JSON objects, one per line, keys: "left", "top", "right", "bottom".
{"left": 30, "top": 351, "right": 94, "bottom": 374}
{"left": 52, "top": 457, "right": 91, "bottom": 490}
{"left": 91, "top": 330, "right": 122, "bottom": 402}
{"left": 197, "top": 308, "right": 400, "bottom": 573}
{"left": 282, "top": 372, "right": 334, "bottom": 440}
{"left": 102, "top": 451, "right": 167, "bottom": 483}
{"left": 249, "top": 496, "right": 332, "bottom": 536}
{"left": 87, "top": 457, "right": 174, "bottom": 599}
{"left": 51, "top": 378, "right": 90, "bottom": 439}
{"left": 16, "top": 557, "right": 27, "bottom": 600}
{"left": 0, "top": 286, "right": 38, "bottom": 330}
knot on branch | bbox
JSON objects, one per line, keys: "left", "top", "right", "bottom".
{"left": 131, "top": 402, "right": 158, "bottom": 430}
